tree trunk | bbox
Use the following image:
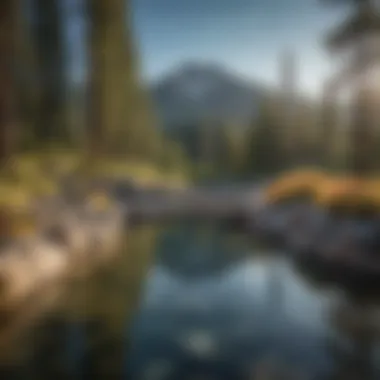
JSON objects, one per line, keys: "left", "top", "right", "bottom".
{"left": 32, "top": 0, "right": 66, "bottom": 146}
{"left": 87, "top": 0, "right": 157, "bottom": 161}
{"left": 17, "top": 0, "right": 40, "bottom": 149}
{"left": 279, "top": 49, "right": 298, "bottom": 168}
{"left": 0, "top": 1, "right": 18, "bottom": 167}
{"left": 87, "top": 0, "right": 130, "bottom": 158}
{"left": 349, "top": 83, "right": 374, "bottom": 176}
{"left": 87, "top": 0, "right": 106, "bottom": 159}
{"left": 320, "top": 81, "right": 338, "bottom": 169}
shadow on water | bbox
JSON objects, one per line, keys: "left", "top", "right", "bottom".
{"left": 0, "top": 223, "right": 379, "bottom": 379}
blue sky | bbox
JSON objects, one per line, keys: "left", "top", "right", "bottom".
{"left": 66, "top": 0, "right": 348, "bottom": 96}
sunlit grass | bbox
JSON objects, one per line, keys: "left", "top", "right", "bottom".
{"left": 0, "top": 151, "right": 187, "bottom": 237}
{"left": 0, "top": 151, "right": 188, "bottom": 207}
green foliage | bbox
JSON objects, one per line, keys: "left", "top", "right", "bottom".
{"left": 32, "top": 0, "right": 68, "bottom": 144}
{"left": 87, "top": 0, "right": 164, "bottom": 161}
{"left": 160, "top": 140, "right": 190, "bottom": 173}
{"left": 247, "top": 97, "right": 283, "bottom": 176}
{"left": 219, "top": 122, "right": 251, "bottom": 176}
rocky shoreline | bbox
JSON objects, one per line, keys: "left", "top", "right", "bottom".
{"left": 1, "top": 177, "right": 380, "bottom": 324}
{"left": 241, "top": 200, "right": 380, "bottom": 291}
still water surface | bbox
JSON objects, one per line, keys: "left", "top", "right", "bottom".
{"left": 1, "top": 223, "right": 380, "bottom": 380}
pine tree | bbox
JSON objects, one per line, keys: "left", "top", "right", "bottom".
{"left": 279, "top": 49, "right": 298, "bottom": 168}
{"left": 320, "top": 81, "right": 338, "bottom": 168}
{"left": 248, "top": 97, "right": 283, "bottom": 176}
{"left": 0, "top": 1, "right": 20, "bottom": 167}
{"left": 322, "top": 0, "right": 380, "bottom": 175}
{"left": 31, "top": 0, "right": 67, "bottom": 146}
{"left": 219, "top": 122, "right": 250, "bottom": 176}
{"left": 17, "top": 0, "right": 40, "bottom": 149}
{"left": 87, "top": 0, "right": 159, "bottom": 159}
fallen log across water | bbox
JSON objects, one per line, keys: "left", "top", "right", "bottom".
{"left": 123, "top": 186, "right": 263, "bottom": 226}
{"left": 64, "top": 180, "right": 380, "bottom": 293}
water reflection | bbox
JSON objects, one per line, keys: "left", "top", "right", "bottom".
{"left": 0, "top": 224, "right": 379, "bottom": 380}
{"left": 0, "top": 226, "right": 158, "bottom": 379}
{"left": 127, "top": 254, "right": 337, "bottom": 380}
{"left": 126, "top": 226, "right": 380, "bottom": 380}
{"left": 155, "top": 223, "right": 250, "bottom": 279}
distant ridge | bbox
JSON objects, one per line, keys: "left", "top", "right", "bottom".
{"left": 151, "top": 62, "right": 267, "bottom": 129}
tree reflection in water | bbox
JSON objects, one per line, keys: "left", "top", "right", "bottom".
{"left": 0, "top": 226, "right": 158, "bottom": 379}
{"left": 296, "top": 252, "right": 380, "bottom": 380}
{"left": 325, "top": 296, "right": 380, "bottom": 380}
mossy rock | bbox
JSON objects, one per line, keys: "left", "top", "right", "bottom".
{"left": 13, "top": 152, "right": 81, "bottom": 183}
{"left": 0, "top": 182, "right": 41, "bottom": 238}
{"left": 0, "top": 207, "right": 37, "bottom": 239}
{"left": 29, "top": 178, "right": 59, "bottom": 198}
{"left": 0, "top": 185, "right": 34, "bottom": 209}
{"left": 9, "top": 215, "right": 37, "bottom": 238}
{"left": 12, "top": 159, "right": 42, "bottom": 180}
{"left": 87, "top": 192, "right": 114, "bottom": 212}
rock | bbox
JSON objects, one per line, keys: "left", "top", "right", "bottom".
{"left": 0, "top": 238, "right": 68, "bottom": 311}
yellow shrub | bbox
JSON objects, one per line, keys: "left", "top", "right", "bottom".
{"left": 314, "top": 177, "right": 380, "bottom": 213}
{"left": 364, "top": 180, "right": 380, "bottom": 209}
{"left": 265, "top": 169, "right": 380, "bottom": 213}
{"left": 264, "top": 169, "right": 326, "bottom": 204}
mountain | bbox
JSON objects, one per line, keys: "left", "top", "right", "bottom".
{"left": 150, "top": 63, "right": 266, "bottom": 129}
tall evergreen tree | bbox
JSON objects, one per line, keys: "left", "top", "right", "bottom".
{"left": 279, "top": 49, "right": 298, "bottom": 168}
{"left": 322, "top": 0, "right": 380, "bottom": 175}
{"left": 320, "top": 81, "right": 339, "bottom": 169}
{"left": 0, "top": 1, "right": 20, "bottom": 167}
{"left": 219, "top": 122, "right": 249, "bottom": 176}
{"left": 292, "top": 101, "right": 319, "bottom": 167}
{"left": 248, "top": 97, "right": 283, "bottom": 176}
{"left": 87, "top": 0, "right": 159, "bottom": 159}
{"left": 31, "top": 0, "right": 67, "bottom": 146}
{"left": 17, "top": 0, "right": 39, "bottom": 148}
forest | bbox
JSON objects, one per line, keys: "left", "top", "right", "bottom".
{"left": 1, "top": 0, "right": 380, "bottom": 205}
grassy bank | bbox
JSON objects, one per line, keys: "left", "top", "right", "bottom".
{"left": 0, "top": 150, "right": 189, "bottom": 236}
{"left": 0, "top": 150, "right": 189, "bottom": 205}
